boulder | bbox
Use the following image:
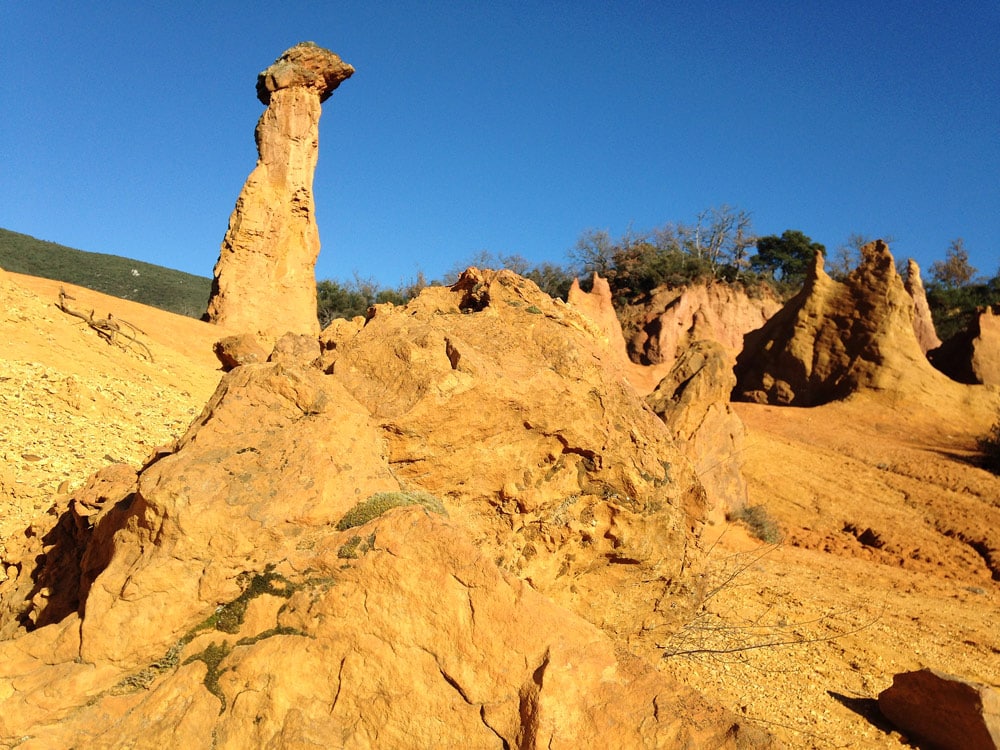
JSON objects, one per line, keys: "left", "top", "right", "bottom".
{"left": 213, "top": 334, "right": 268, "bottom": 371}
{"left": 733, "top": 241, "right": 959, "bottom": 406}
{"left": 929, "top": 305, "right": 1000, "bottom": 386}
{"left": 878, "top": 668, "right": 1000, "bottom": 750}
{"left": 206, "top": 43, "right": 354, "bottom": 339}
{"left": 904, "top": 259, "right": 942, "bottom": 353}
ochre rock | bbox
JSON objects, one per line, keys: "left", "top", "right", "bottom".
{"left": 320, "top": 269, "right": 707, "bottom": 635}
{"left": 206, "top": 43, "right": 354, "bottom": 339}
{"left": 878, "top": 668, "right": 1000, "bottom": 750}
{"left": 566, "top": 274, "right": 671, "bottom": 395}
{"left": 567, "top": 276, "right": 749, "bottom": 520}
{"left": 213, "top": 333, "right": 268, "bottom": 371}
{"left": 929, "top": 304, "right": 1000, "bottom": 386}
{"left": 646, "top": 341, "right": 749, "bottom": 524}
{"left": 0, "top": 510, "right": 772, "bottom": 748}
{"left": 620, "top": 282, "right": 781, "bottom": 373}
{"left": 733, "top": 241, "right": 961, "bottom": 406}
{"left": 904, "top": 259, "right": 942, "bottom": 353}
{"left": 0, "top": 270, "right": 775, "bottom": 746}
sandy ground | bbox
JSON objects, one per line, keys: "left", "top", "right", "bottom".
{"left": 0, "top": 272, "right": 224, "bottom": 553}
{"left": 2, "top": 269, "right": 998, "bottom": 747}
{"left": 657, "top": 397, "right": 1000, "bottom": 748}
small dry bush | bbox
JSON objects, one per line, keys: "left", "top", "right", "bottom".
{"left": 727, "top": 504, "right": 782, "bottom": 543}
{"left": 658, "top": 540, "right": 881, "bottom": 661}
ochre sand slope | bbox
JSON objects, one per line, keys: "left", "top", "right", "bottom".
{"left": 0, "top": 271, "right": 224, "bottom": 550}
{"left": 660, "top": 395, "right": 1000, "bottom": 748}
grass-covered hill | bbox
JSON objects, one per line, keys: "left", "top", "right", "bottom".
{"left": 0, "top": 228, "right": 212, "bottom": 319}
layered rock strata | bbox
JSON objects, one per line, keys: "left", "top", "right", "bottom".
{"left": 206, "top": 42, "right": 354, "bottom": 339}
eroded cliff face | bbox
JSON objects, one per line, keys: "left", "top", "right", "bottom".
{"left": 568, "top": 275, "right": 750, "bottom": 523}
{"left": 733, "top": 240, "right": 961, "bottom": 406}
{"left": 206, "top": 43, "right": 354, "bottom": 340}
{"left": 620, "top": 282, "right": 782, "bottom": 373}
{"left": 930, "top": 304, "right": 1000, "bottom": 386}
{"left": 904, "top": 259, "right": 942, "bottom": 354}
{"left": 1, "top": 270, "right": 773, "bottom": 747}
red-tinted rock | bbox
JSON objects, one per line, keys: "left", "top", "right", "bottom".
{"left": 878, "top": 668, "right": 1000, "bottom": 750}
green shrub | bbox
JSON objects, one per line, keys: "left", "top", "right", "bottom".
{"left": 727, "top": 504, "right": 782, "bottom": 543}
{"left": 979, "top": 421, "right": 1000, "bottom": 475}
{"left": 336, "top": 491, "right": 446, "bottom": 531}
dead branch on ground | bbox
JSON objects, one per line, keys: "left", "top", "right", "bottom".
{"left": 57, "top": 288, "right": 154, "bottom": 362}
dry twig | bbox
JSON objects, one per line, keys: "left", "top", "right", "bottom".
{"left": 57, "top": 288, "right": 154, "bottom": 362}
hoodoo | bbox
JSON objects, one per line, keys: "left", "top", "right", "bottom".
{"left": 733, "top": 240, "right": 958, "bottom": 406}
{"left": 904, "top": 258, "right": 942, "bottom": 353}
{"left": 206, "top": 43, "right": 354, "bottom": 339}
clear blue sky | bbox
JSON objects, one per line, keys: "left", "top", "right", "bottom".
{"left": 3, "top": 1, "right": 998, "bottom": 287}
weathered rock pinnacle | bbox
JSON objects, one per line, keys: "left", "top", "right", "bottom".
{"left": 904, "top": 258, "right": 942, "bottom": 353}
{"left": 206, "top": 42, "right": 354, "bottom": 339}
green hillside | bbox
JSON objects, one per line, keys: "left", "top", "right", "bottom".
{"left": 0, "top": 228, "right": 212, "bottom": 319}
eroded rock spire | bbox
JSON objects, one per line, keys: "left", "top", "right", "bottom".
{"left": 206, "top": 42, "right": 354, "bottom": 338}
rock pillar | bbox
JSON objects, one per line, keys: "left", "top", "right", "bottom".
{"left": 904, "top": 259, "right": 942, "bottom": 353}
{"left": 206, "top": 42, "right": 354, "bottom": 338}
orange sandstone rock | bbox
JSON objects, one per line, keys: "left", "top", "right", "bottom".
{"left": 206, "top": 43, "right": 354, "bottom": 339}
{"left": 904, "top": 259, "right": 942, "bottom": 353}
{"left": 930, "top": 304, "right": 1000, "bottom": 386}
{"left": 734, "top": 241, "right": 959, "bottom": 406}
{"left": 1, "top": 270, "right": 777, "bottom": 747}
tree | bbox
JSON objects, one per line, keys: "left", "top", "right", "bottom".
{"left": 750, "top": 230, "right": 826, "bottom": 284}
{"left": 570, "top": 229, "right": 615, "bottom": 276}
{"left": 929, "top": 238, "right": 977, "bottom": 289}
{"left": 686, "top": 205, "right": 756, "bottom": 279}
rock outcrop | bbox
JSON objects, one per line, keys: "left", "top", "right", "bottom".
{"left": 733, "top": 240, "right": 959, "bottom": 406}
{"left": 566, "top": 274, "right": 671, "bottom": 395}
{"left": 929, "top": 305, "right": 1000, "bottom": 386}
{"left": 878, "top": 668, "right": 1000, "bottom": 750}
{"left": 206, "top": 43, "right": 354, "bottom": 339}
{"left": 647, "top": 341, "right": 749, "bottom": 523}
{"left": 568, "top": 275, "right": 748, "bottom": 522}
{"left": 1, "top": 270, "right": 774, "bottom": 746}
{"left": 620, "top": 282, "right": 781, "bottom": 372}
{"left": 904, "top": 259, "right": 942, "bottom": 353}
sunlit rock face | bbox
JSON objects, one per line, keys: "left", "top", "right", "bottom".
{"left": 206, "top": 43, "right": 354, "bottom": 340}
{"left": 734, "top": 240, "right": 958, "bottom": 406}
{"left": 904, "top": 259, "right": 942, "bottom": 354}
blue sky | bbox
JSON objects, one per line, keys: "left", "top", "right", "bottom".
{"left": 3, "top": 1, "right": 998, "bottom": 288}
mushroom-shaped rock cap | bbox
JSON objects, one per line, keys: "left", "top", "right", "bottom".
{"left": 256, "top": 42, "right": 354, "bottom": 104}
